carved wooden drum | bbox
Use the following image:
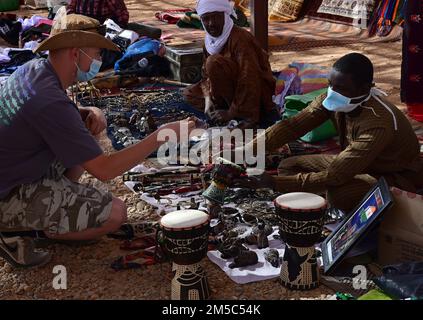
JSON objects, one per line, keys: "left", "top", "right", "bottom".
{"left": 275, "top": 192, "right": 327, "bottom": 290}
{"left": 160, "top": 209, "right": 210, "bottom": 300}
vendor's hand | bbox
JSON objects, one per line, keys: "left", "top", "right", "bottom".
{"left": 204, "top": 96, "right": 215, "bottom": 119}
{"left": 85, "top": 107, "right": 107, "bottom": 136}
{"left": 233, "top": 172, "right": 276, "bottom": 190}
{"left": 209, "top": 110, "right": 232, "bottom": 124}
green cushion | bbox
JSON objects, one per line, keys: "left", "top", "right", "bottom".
{"left": 283, "top": 88, "right": 337, "bottom": 143}
{"left": 0, "top": 0, "right": 19, "bottom": 11}
{"left": 358, "top": 289, "right": 393, "bottom": 300}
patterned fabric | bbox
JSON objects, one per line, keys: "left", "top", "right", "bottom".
{"left": 317, "top": 0, "right": 376, "bottom": 20}
{"left": 67, "top": 0, "right": 129, "bottom": 27}
{"left": 0, "top": 161, "right": 113, "bottom": 234}
{"left": 401, "top": 0, "right": 423, "bottom": 109}
{"left": 303, "top": 0, "right": 356, "bottom": 25}
{"left": 269, "top": 0, "right": 305, "bottom": 22}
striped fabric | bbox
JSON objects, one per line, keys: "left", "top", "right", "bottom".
{"left": 368, "top": 0, "right": 406, "bottom": 36}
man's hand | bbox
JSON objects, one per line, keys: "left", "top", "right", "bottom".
{"left": 84, "top": 107, "right": 107, "bottom": 136}
{"left": 158, "top": 117, "right": 197, "bottom": 141}
{"left": 209, "top": 110, "right": 232, "bottom": 124}
{"left": 233, "top": 172, "right": 276, "bottom": 190}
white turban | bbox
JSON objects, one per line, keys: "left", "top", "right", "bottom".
{"left": 196, "top": 0, "right": 237, "bottom": 55}
{"left": 197, "top": 0, "right": 235, "bottom": 16}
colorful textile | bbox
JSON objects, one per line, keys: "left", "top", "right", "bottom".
{"left": 269, "top": 0, "right": 305, "bottom": 22}
{"left": 67, "top": 0, "right": 129, "bottom": 27}
{"left": 368, "top": 0, "right": 406, "bottom": 36}
{"left": 274, "top": 62, "right": 329, "bottom": 114}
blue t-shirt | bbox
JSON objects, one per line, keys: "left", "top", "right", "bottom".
{"left": 0, "top": 58, "right": 103, "bottom": 199}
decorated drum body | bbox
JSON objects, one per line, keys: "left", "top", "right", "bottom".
{"left": 160, "top": 210, "right": 210, "bottom": 265}
{"left": 275, "top": 192, "right": 327, "bottom": 247}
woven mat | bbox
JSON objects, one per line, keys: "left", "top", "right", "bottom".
{"left": 268, "top": 18, "right": 402, "bottom": 51}
{"left": 137, "top": 14, "right": 401, "bottom": 51}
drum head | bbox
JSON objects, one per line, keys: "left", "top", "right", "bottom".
{"left": 275, "top": 192, "right": 326, "bottom": 211}
{"left": 161, "top": 210, "right": 209, "bottom": 229}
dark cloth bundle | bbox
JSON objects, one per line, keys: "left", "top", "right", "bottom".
{"left": 0, "top": 49, "right": 37, "bottom": 75}
{"left": 0, "top": 18, "right": 22, "bottom": 46}
{"left": 21, "top": 23, "right": 52, "bottom": 43}
{"left": 374, "top": 262, "right": 423, "bottom": 300}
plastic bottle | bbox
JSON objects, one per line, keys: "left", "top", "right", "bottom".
{"left": 138, "top": 58, "right": 149, "bottom": 68}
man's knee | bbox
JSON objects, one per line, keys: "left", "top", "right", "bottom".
{"left": 107, "top": 197, "right": 127, "bottom": 229}
{"left": 205, "top": 55, "right": 221, "bottom": 75}
{"left": 205, "top": 55, "right": 235, "bottom": 79}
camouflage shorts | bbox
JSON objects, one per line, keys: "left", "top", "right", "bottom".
{"left": 0, "top": 162, "right": 113, "bottom": 234}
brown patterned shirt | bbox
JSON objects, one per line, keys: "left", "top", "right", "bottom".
{"left": 253, "top": 93, "right": 423, "bottom": 192}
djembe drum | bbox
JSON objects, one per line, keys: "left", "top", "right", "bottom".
{"left": 275, "top": 192, "right": 327, "bottom": 290}
{"left": 159, "top": 209, "right": 210, "bottom": 300}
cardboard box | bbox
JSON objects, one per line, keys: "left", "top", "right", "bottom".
{"left": 165, "top": 44, "right": 203, "bottom": 84}
{"left": 378, "top": 187, "right": 423, "bottom": 266}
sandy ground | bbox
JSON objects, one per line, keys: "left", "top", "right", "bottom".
{"left": 0, "top": 0, "right": 405, "bottom": 300}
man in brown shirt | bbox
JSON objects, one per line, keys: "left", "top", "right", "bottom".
{"left": 183, "top": 0, "right": 277, "bottom": 128}
{"left": 239, "top": 53, "right": 423, "bottom": 212}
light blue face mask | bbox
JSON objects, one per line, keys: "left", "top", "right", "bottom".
{"left": 75, "top": 49, "right": 102, "bottom": 82}
{"left": 323, "top": 87, "right": 370, "bottom": 113}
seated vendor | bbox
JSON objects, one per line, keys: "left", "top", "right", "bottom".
{"left": 183, "top": 0, "right": 278, "bottom": 128}
{"left": 0, "top": 15, "right": 195, "bottom": 268}
{"left": 67, "top": 0, "right": 129, "bottom": 27}
{"left": 236, "top": 53, "right": 423, "bottom": 213}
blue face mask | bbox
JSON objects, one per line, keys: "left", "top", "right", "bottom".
{"left": 323, "top": 87, "right": 369, "bottom": 113}
{"left": 75, "top": 49, "right": 102, "bottom": 82}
